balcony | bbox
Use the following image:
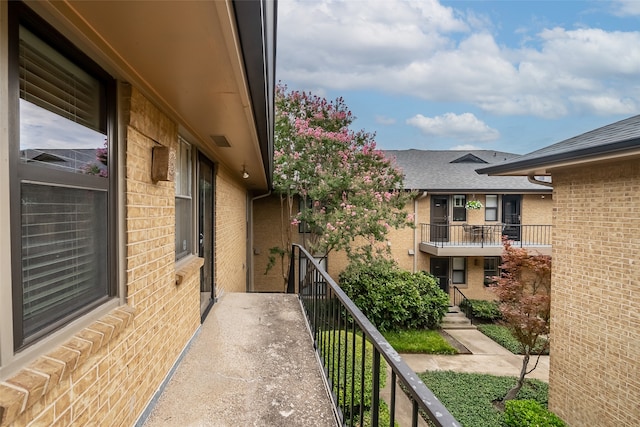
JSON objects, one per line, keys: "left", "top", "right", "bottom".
{"left": 144, "top": 244, "right": 460, "bottom": 427}
{"left": 420, "top": 223, "right": 552, "bottom": 256}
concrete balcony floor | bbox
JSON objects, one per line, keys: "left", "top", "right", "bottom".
{"left": 142, "top": 293, "right": 337, "bottom": 427}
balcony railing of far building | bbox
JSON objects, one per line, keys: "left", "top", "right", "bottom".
{"left": 420, "top": 223, "right": 552, "bottom": 249}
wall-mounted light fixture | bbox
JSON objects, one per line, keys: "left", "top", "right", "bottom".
{"left": 241, "top": 165, "right": 249, "bottom": 179}
{"left": 151, "top": 146, "right": 176, "bottom": 182}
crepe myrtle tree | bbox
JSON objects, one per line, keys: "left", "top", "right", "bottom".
{"left": 493, "top": 238, "right": 552, "bottom": 405}
{"left": 268, "top": 84, "right": 414, "bottom": 289}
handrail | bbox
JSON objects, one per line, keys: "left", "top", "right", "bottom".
{"left": 452, "top": 286, "right": 471, "bottom": 325}
{"left": 420, "top": 223, "right": 551, "bottom": 248}
{"left": 452, "top": 286, "right": 468, "bottom": 308}
{"left": 291, "top": 244, "right": 460, "bottom": 427}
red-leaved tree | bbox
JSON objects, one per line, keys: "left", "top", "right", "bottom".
{"left": 493, "top": 238, "right": 551, "bottom": 404}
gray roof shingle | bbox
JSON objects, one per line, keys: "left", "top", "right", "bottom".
{"left": 476, "top": 114, "right": 640, "bottom": 176}
{"left": 385, "top": 149, "right": 552, "bottom": 192}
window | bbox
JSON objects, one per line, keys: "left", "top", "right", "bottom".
{"left": 452, "top": 195, "right": 466, "bottom": 221}
{"left": 175, "top": 137, "right": 192, "bottom": 260}
{"left": 10, "top": 5, "right": 115, "bottom": 349}
{"left": 452, "top": 257, "right": 466, "bottom": 284}
{"left": 484, "top": 257, "right": 501, "bottom": 286}
{"left": 485, "top": 195, "right": 498, "bottom": 221}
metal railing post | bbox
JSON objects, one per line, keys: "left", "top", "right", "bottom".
{"left": 287, "top": 245, "right": 296, "bottom": 293}
{"left": 293, "top": 243, "right": 460, "bottom": 427}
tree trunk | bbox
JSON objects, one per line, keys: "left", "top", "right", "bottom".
{"left": 503, "top": 353, "right": 530, "bottom": 403}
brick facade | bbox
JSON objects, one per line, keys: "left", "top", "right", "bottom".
{"left": 215, "top": 166, "right": 249, "bottom": 294}
{"left": 252, "top": 195, "right": 291, "bottom": 292}
{"left": 549, "top": 159, "right": 640, "bottom": 426}
{"left": 0, "top": 87, "right": 205, "bottom": 427}
{"left": 253, "top": 193, "right": 551, "bottom": 303}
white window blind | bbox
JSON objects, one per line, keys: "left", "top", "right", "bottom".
{"left": 15, "top": 24, "right": 111, "bottom": 346}
{"left": 21, "top": 184, "right": 108, "bottom": 339}
{"left": 19, "top": 26, "right": 103, "bottom": 133}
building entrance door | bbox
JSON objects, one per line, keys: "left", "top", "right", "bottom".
{"left": 198, "top": 155, "right": 215, "bottom": 320}
{"left": 430, "top": 257, "right": 450, "bottom": 294}
{"left": 502, "top": 195, "right": 522, "bottom": 241}
{"left": 430, "top": 196, "right": 449, "bottom": 242}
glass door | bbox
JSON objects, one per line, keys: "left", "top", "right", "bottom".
{"left": 502, "top": 195, "right": 522, "bottom": 241}
{"left": 198, "top": 154, "right": 215, "bottom": 320}
{"left": 430, "top": 257, "right": 450, "bottom": 294}
{"left": 430, "top": 196, "right": 449, "bottom": 241}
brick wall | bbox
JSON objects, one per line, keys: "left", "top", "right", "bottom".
{"left": 215, "top": 166, "right": 249, "bottom": 293}
{"left": 0, "top": 87, "right": 204, "bottom": 426}
{"left": 252, "top": 195, "right": 290, "bottom": 292}
{"left": 549, "top": 159, "right": 640, "bottom": 426}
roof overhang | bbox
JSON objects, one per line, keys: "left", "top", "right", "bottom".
{"left": 25, "top": 0, "right": 276, "bottom": 190}
{"left": 477, "top": 138, "right": 640, "bottom": 177}
{"left": 412, "top": 188, "right": 552, "bottom": 194}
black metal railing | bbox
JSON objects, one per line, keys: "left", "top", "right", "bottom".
{"left": 420, "top": 224, "right": 551, "bottom": 248}
{"left": 452, "top": 286, "right": 468, "bottom": 309}
{"left": 289, "top": 244, "right": 460, "bottom": 427}
{"left": 452, "top": 286, "right": 471, "bottom": 324}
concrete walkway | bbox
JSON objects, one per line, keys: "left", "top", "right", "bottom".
{"left": 402, "top": 328, "right": 549, "bottom": 382}
{"left": 142, "top": 293, "right": 336, "bottom": 427}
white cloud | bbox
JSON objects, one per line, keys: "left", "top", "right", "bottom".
{"left": 406, "top": 112, "right": 500, "bottom": 142}
{"left": 375, "top": 115, "right": 396, "bottom": 125}
{"left": 611, "top": 0, "right": 640, "bottom": 16}
{"left": 450, "top": 144, "right": 483, "bottom": 150}
{"left": 278, "top": 0, "right": 640, "bottom": 118}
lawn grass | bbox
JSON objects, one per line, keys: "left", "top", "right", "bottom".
{"left": 477, "top": 324, "right": 549, "bottom": 355}
{"left": 382, "top": 330, "right": 457, "bottom": 354}
{"left": 418, "top": 371, "right": 549, "bottom": 427}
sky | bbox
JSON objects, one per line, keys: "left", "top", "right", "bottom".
{"left": 276, "top": 0, "right": 640, "bottom": 154}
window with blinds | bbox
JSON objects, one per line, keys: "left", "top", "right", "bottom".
{"left": 12, "top": 20, "right": 113, "bottom": 348}
{"left": 21, "top": 184, "right": 109, "bottom": 340}
{"left": 175, "top": 137, "right": 193, "bottom": 261}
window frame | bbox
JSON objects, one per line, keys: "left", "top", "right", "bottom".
{"left": 175, "top": 136, "right": 193, "bottom": 261}
{"left": 451, "top": 256, "right": 466, "bottom": 284}
{"left": 483, "top": 256, "right": 501, "bottom": 286}
{"left": 452, "top": 195, "right": 466, "bottom": 222}
{"left": 485, "top": 194, "right": 499, "bottom": 221}
{"left": 8, "top": 1, "right": 117, "bottom": 351}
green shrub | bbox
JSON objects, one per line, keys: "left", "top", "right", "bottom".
{"left": 319, "top": 330, "right": 387, "bottom": 421}
{"left": 339, "top": 258, "right": 449, "bottom": 331}
{"left": 477, "top": 324, "right": 549, "bottom": 355}
{"left": 357, "top": 400, "right": 397, "bottom": 427}
{"left": 418, "top": 371, "right": 550, "bottom": 427}
{"left": 504, "top": 400, "right": 566, "bottom": 427}
{"left": 459, "top": 298, "right": 502, "bottom": 321}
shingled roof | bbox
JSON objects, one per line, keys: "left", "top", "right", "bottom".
{"left": 476, "top": 114, "right": 640, "bottom": 176}
{"left": 385, "top": 149, "right": 552, "bottom": 192}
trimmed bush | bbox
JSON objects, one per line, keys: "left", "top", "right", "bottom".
{"left": 339, "top": 258, "right": 449, "bottom": 332}
{"left": 459, "top": 298, "right": 502, "bottom": 322}
{"left": 319, "top": 330, "right": 387, "bottom": 421}
{"left": 504, "top": 400, "right": 566, "bottom": 427}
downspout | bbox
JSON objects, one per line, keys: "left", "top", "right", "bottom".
{"left": 528, "top": 174, "right": 553, "bottom": 188}
{"left": 413, "top": 191, "right": 428, "bottom": 273}
{"left": 248, "top": 190, "right": 272, "bottom": 292}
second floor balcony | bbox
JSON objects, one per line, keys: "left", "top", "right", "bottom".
{"left": 420, "top": 223, "right": 552, "bottom": 256}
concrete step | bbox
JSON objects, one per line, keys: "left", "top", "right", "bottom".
{"left": 441, "top": 306, "right": 476, "bottom": 329}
